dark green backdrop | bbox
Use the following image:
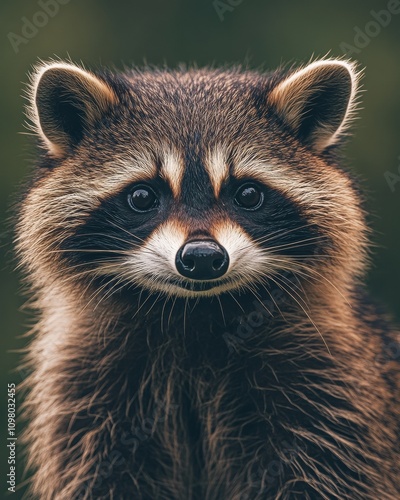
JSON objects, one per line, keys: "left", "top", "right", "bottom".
{"left": 1, "top": 1, "right": 399, "bottom": 497}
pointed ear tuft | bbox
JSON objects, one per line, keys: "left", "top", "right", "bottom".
{"left": 268, "top": 59, "right": 361, "bottom": 153}
{"left": 27, "top": 61, "right": 117, "bottom": 157}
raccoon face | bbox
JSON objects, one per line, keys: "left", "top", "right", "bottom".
{"left": 18, "top": 59, "right": 366, "bottom": 299}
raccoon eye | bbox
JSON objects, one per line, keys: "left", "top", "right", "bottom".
{"left": 128, "top": 185, "right": 159, "bottom": 212}
{"left": 234, "top": 184, "right": 264, "bottom": 210}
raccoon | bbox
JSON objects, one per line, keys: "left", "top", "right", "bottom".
{"left": 15, "top": 58, "right": 399, "bottom": 499}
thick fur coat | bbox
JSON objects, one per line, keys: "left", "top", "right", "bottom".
{"left": 16, "top": 59, "right": 399, "bottom": 499}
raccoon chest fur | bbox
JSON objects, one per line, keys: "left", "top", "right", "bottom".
{"left": 16, "top": 58, "right": 399, "bottom": 499}
{"left": 41, "top": 291, "right": 341, "bottom": 499}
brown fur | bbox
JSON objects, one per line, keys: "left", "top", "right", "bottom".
{"left": 15, "top": 59, "right": 399, "bottom": 499}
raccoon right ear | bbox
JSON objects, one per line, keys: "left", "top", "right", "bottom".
{"left": 268, "top": 59, "right": 360, "bottom": 153}
{"left": 28, "top": 61, "right": 117, "bottom": 157}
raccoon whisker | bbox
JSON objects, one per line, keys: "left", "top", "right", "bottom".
{"left": 92, "top": 267, "right": 136, "bottom": 303}
{"left": 281, "top": 265, "right": 332, "bottom": 289}
{"left": 71, "top": 232, "right": 143, "bottom": 248}
{"left": 303, "top": 268, "right": 353, "bottom": 309}
{"left": 194, "top": 296, "right": 202, "bottom": 311}
{"left": 266, "top": 264, "right": 327, "bottom": 298}
{"left": 251, "top": 223, "right": 329, "bottom": 245}
{"left": 168, "top": 295, "right": 178, "bottom": 330}
{"left": 72, "top": 271, "right": 106, "bottom": 308}
{"left": 260, "top": 271, "right": 307, "bottom": 316}
{"left": 246, "top": 284, "right": 274, "bottom": 317}
{"left": 234, "top": 270, "right": 269, "bottom": 298}
{"left": 237, "top": 236, "right": 329, "bottom": 255}
{"left": 131, "top": 288, "right": 158, "bottom": 321}
{"left": 259, "top": 234, "right": 329, "bottom": 249}
{"left": 245, "top": 236, "right": 329, "bottom": 253}
{"left": 271, "top": 255, "right": 333, "bottom": 261}
{"left": 257, "top": 277, "right": 286, "bottom": 319}
{"left": 268, "top": 258, "right": 352, "bottom": 309}
{"left": 43, "top": 262, "right": 104, "bottom": 280}
{"left": 145, "top": 292, "right": 162, "bottom": 318}
{"left": 265, "top": 237, "right": 330, "bottom": 252}
{"left": 217, "top": 296, "right": 227, "bottom": 326}
{"left": 64, "top": 259, "right": 122, "bottom": 271}
{"left": 131, "top": 285, "right": 144, "bottom": 311}
{"left": 269, "top": 251, "right": 350, "bottom": 265}
{"left": 93, "top": 275, "right": 128, "bottom": 311}
{"left": 62, "top": 269, "right": 112, "bottom": 288}
{"left": 46, "top": 262, "right": 126, "bottom": 288}
{"left": 260, "top": 255, "right": 326, "bottom": 278}
{"left": 183, "top": 297, "right": 189, "bottom": 337}
{"left": 145, "top": 293, "right": 164, "bottom": 348}
{"left": 48, "top": 248, "right": 129, "bottom": 255}
{"left": 271, "top": 272, "right": 311, "bottom": 313}
{"left": 107, "top": 220, "right": 147, "bottom": 244}
{"left": 227, "top": 292, "right": 245, "bottom": 314}
{"left": 269, "top": 274, "right": 331, "bottom": 355}
{"left": 289, "top": 272, "right": 309, "bottom": 304}
{"left": 250, "top": 223, "right": 316, "bottom": 244}
{"left": 160, "top": 295, "right": 171, "bottom": 334}
{"left": 83, "top": 274, "right": 125, "bottom": 312}
{"left": 80, "top": 258, "right": 136, "bottom": 274}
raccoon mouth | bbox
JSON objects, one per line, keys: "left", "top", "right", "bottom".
{"left": 168, "top": 278, "right": 223, "bottom": 292}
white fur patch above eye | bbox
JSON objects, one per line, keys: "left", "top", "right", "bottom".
{"left": 205, "top": 146, "right": 230, "bottom": 197}
{"left": 159, "top": 148, "right": 185, "bottom": 198}
{"left": 102, "top": 151, "right": 158, "bottom": 192}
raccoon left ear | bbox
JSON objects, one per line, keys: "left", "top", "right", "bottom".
{"left": 28, "top": 61, "right": 117, "bottom": 157}
{"left": 268, "top": 59, "right": 360, "bottom": 153}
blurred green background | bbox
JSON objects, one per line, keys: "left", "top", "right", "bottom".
{"left": 1, "top": 0, "right": 399, "bottom": 497}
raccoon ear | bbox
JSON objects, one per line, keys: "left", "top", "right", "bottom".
{"left": 268, "top": 59, "right": 360, "bottom": 153}
{"left": 29, "top": 61, "right": 117, "bottom": 157}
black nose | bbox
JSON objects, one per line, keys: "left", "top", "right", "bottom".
{"left": 175, "top": 240, "right": 229, "bottom": 280}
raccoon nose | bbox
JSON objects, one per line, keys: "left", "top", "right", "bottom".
{"left": 175, "top": 240, "right": 229, "bottom": 280}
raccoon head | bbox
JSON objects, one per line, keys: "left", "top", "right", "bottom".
{"left": 17, "top": 58, "right": 367, "bottom": 301}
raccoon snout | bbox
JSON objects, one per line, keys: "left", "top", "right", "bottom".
{"left": 175, "top": 240, "right": 229, "bottom": 281}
